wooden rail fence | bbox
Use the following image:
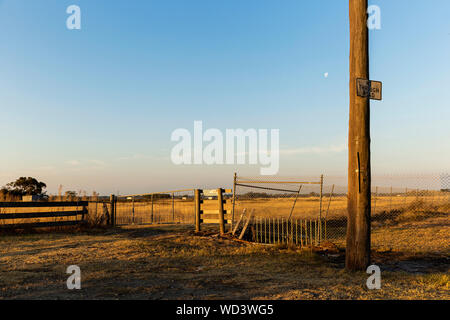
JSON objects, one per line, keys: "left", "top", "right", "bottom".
{"left": 0, "top": 201, "right": 88, "bottom": 230}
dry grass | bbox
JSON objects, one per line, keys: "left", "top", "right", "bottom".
{"left": 0, "top": 194, "right": 448, "bottom": 300}
{"left": 111, "top": 193, "right": 449, "bottom": 223}
{"left": 2, "top": 193, "right": 447, "bottom": 228}
{"left": 0, "top": 223, "right": 448, "bottom": 300}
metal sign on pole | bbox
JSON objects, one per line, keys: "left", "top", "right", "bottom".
{"left": 356, "top": 78, "right": 382, "bottom": 100}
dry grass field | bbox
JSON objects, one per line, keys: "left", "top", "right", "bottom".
{"left": 110, "top": 193, "right": 449, "bottom": 224}
{"left": 0, "top": 219, "right": 448, "bottom": 300}
{"left": 0, "top": 194, "right": 448, "bottom": 300}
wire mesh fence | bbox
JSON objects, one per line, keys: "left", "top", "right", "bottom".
{"left": 233, "top": 174, "right": 450, "bottom": 253}
{"left": 233, "top": 175, "right": 325, "bottom": 221}
{"left": 114, "top": 190, "right": 196, "bottom": 225}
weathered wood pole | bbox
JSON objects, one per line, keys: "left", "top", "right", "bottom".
{"left": 109, "top": 194, "right": 116, "bottom": 226}
{"left": 346, "top": 0, "right": 371, "bottom": 271}
{"left": 217, "top": 188, "right": 225, "bottom": 235}
{"left": 195, "top": 189, "right": 201, "bottom": 232}
{"left": 132, "top": 196, "right": 135, "bottom": 224}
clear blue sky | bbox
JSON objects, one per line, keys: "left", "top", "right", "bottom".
{"left": 0, "top": 0, "right": 449, "bottom": 194}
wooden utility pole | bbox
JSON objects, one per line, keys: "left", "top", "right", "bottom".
{"left": 346, "top": 0, "right": 371, "bottom": 271}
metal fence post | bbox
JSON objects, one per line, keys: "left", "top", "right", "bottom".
{"left": 172, "top": 192, "right": 175, "bottom": 223}
{"left": 319, "top": 174, "right": 324, "bottom": 219}
{"left": 231, "top": 173, "right": 237, "bottom": 231}
{"left": 319, "top": 174, "right": 324, "bottom": 245}
{"left": 300, "top": 220, "right": 303, "bottom": 247}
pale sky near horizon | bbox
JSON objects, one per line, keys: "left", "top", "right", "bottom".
{"left": 0, "top": 0, "right": 449, "bottom": 195}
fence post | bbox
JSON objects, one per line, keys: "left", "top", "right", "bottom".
{"left": 109, "top": 194, "right": 116, "bottom": 226}
{"left": 82, "top": 202, "right": 87, "bottom": 222}
{"left": 231, "top": 172, "right": 237, "bottom": 231}
{"left": 172, "top": 192, "right": 175, "bottom": 223}
{"left": 195, "top": 189, "right": 201, "bottom": 232}
{"left": 290, "top": 219, "right": 294, "bottom": 244}
{"left": 300, "top": 219, "right": 303, "bottom": 247}
{"left": 132, "top": 196, "right": 135, "bottom": 224}
{"left": 303, "top": 220, "right": 306, "bottom": 246}
{"left": 270, "top": 218, "right": 273, "bottom": 244}
{"left": 255, "top": 217, "right": 259, "bottom": 243}
{"left": 295, "top": 220, "right": 298, "bottom": 245}
{"left": 390, "top": 186, "right": 393, "bottom": 212}
{"left": 373, "top": 186, "right": 378, "bottom": 215}
{"left": 319, "top": 174, "right": 324, "bottom": 219}
{"left": 277, "top": 218, "right": 280, "bottom": 244}
{"left": 217, "top": 188, "right": 225, "bottom": 235}
{"left": 314, "top": 219, "right": 317, "bottom": 246}
{"left": 258, "top": 217, "right": 261, "bottom": 243}
{"left": 319, "top": 175, "right": 324, "bottom": 245}
{"left": 151, "top": 194, "right": 154, "bottom": 223}
{"left": 325, "top": 184, "right": 335, "bottom": 219}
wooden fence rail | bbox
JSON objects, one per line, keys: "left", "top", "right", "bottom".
{"left": 0, "top": 201, "right": 88, "bottom": 230}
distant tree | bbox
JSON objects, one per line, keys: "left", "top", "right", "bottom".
{"left": 2, "top": 177, "right": 47, "bottom": 197}
{"left": 241, "top": 192, "right": 272, "bottom": 199}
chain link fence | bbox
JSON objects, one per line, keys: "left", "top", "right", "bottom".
{"left": 233, "top": 174, "right": 450, "bottom": 254}
{"left": 113, "top": 190, "right": 196, "bottom": 225}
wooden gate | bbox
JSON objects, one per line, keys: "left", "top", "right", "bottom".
{"left": 195, "top": 188, "right": 232, "bottom": 234}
